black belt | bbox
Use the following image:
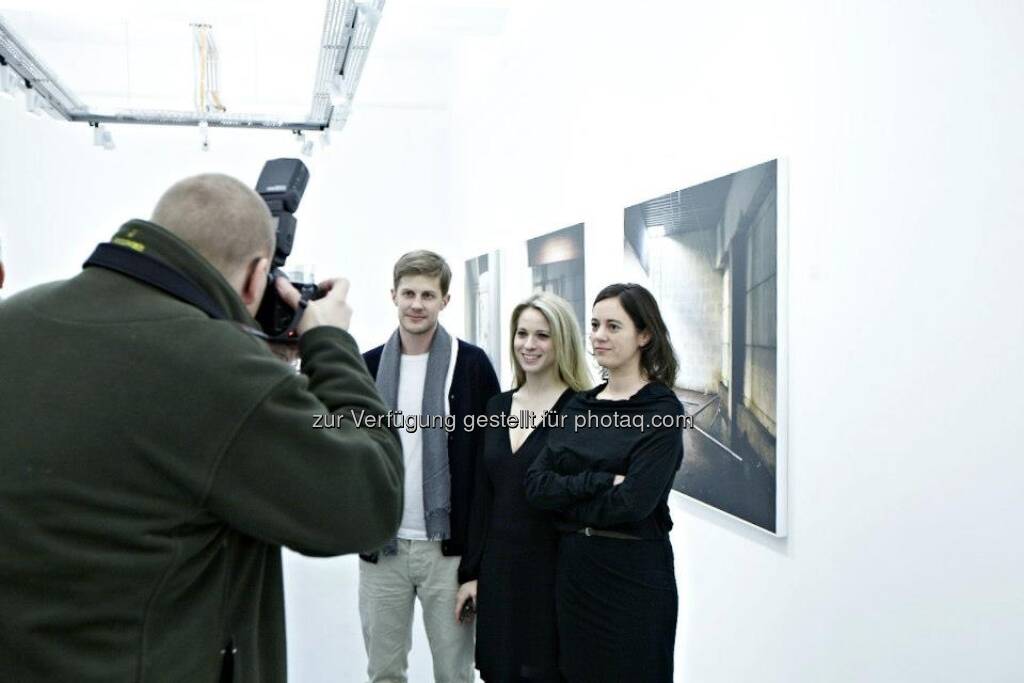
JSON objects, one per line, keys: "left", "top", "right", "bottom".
{"left": 575, "top": 527, "right": 642, "bottom": 541}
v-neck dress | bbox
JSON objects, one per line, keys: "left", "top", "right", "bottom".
{"left": 458, "top": 388, "right": 574, "bottom": 683}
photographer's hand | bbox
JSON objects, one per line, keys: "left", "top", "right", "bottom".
{"left": 274, "top": 276, "right": 353, "bottom": 334}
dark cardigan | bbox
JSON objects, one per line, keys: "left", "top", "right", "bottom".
{"left": 360, "top": 336, "right": 501, "bottom": 560}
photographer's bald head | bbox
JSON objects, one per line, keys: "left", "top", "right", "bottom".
{"left": 151, "top": 173, "right": 275, "bottom": 315}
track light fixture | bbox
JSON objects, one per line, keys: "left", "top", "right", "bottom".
{"left": 329, "top": 75, "right": 353, "bottom": 117}
{"left": 91, "top": 123, "right": 115, "bottom": 151}
{"left": 292, "top": 130, "right": 315, "bottom": 157}
{"left": 25, "top": 87, "right": 44, "bottom": 117}
{"left": 0, "top": 63, "right": 16, "bottom": 100}
{"left": 0, "top": 0, "right": 388, "bottom": 137}
{"left": 355, "top": 1, "right": 382, "bottom": 27}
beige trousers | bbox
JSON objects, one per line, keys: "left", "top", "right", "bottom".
{"left": 359, "top": 539, "right": 474, "bottom": 683}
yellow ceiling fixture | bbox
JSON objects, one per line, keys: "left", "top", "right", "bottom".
{"left": 191, "top": 23, "right": 226, "bottom": 116}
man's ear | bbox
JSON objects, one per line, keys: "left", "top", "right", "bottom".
{"left": 0, "top": 262, "right": 5, "bottom": 289}
{"left": 391, "top": 289, "right": 398, "bottom": 306}
{"left": 440, "top": 292, "right": 450, "bottom": 309}
{"left": 241, "top": 256, "right": 270, "bottom": 307}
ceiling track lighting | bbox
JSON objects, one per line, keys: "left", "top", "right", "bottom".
{"left": 24, "top": 87, "right": 44, "bottom": 117}
{"left": 0, "top": 18, "right": 82, "bottom": 118}
{"left": 312, "top": 0, "right": 386, "bottom": 131}
{"left": 355, "top": 1, "right": 382, "bottom": 27}
{"left": 199, "top": 120, "right": 210, "bottom": 151}
{"left": 294, "top": 130, "right": 315, "bottom": 157}
{"left": 329, "top": 75, "right": 352, "bottom": 109}
{"left": 90, "top": 123, "right": 115, "bottom": 151}
{"left": 0, "top": 62, "right": 16, "bottom": 100}
{"left": 1, "top": 1, "right": 385, "bottom": 147}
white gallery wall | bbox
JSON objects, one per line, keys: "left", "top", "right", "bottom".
{"left": 2, "top": 1, "right": 1023, "bottom": 682}
{"left": 452, "top": 1, "right": 1024, "bottom": 681}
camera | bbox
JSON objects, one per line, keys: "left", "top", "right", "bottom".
{"left": 253, "top": 158, "right": 324, "bottom": 341}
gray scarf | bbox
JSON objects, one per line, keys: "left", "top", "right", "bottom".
{"left": 375, "top": 324, "right": 452, "bottom": 554}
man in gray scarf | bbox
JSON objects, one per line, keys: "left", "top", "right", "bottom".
{"left": 359, "top": 250, "right": 500, "bottom": 683}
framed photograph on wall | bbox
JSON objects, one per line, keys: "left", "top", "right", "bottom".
{"left": 464, "top": 250, "right": 502, "bottom": 370}
{"left": 525, "top": 223, "right": 586, "bottom": 330}
{"left": 624, "top": 159, "right": 788, "bottom": 535}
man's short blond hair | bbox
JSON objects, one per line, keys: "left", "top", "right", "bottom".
{"left": 393, "top": 250, "right": 451, "bottom": 296}
{"left": 151, "top": 174, "right": 275, "bottom": 279}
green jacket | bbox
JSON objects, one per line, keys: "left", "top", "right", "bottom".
{"left": 0, "top": 220, "right": 403, "bottom": 682}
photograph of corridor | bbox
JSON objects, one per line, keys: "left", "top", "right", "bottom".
{"left": 526, "top": 223, "right": 586, "bottom": 330}
{"left": 624, "top": 160, "right": 783, "bottom": 533}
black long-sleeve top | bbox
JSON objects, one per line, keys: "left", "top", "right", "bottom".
{"left": 524, "top": 382, "right": 685, "bottom": 539}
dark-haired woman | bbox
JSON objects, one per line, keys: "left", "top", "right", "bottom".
{"left": 524, "top": 283, "right": 684, "bottom": 683}
{"left": 456, "top": 292, "right": 592, "bottom": 682}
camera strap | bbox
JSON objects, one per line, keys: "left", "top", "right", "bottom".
{"left": 84, "top": 243, "right": 310, "bottom": 344}
{"left": 275, "top": 297, "right": 309, "bottom": 343}
{"left": 83, "top": 242, "right": 230, "bottom": 320}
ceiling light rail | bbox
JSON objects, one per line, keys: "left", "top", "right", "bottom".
{"left": 1, "top": 2, "right": 386, "bottom": 141}
{"left": 0, "top": 16, "right": 86, "bottom": 119}
{"left": 311, "top": 0, "right": 385, "bottom": 130}
{"left": 75, "top": 109, "right": 327, "bottom": 131}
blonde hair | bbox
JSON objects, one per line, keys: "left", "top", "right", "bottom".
{"left": 393, "top": 250, "right": 452, "bottom": 296}
{"left": 510, "top": 292, "right": 592, "bottom": 391}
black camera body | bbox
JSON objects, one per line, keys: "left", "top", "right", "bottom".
{"left": 253, "top": 159, "right": 324, "bottom": 340}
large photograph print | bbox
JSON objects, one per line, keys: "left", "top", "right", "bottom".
{"left": 526, "top": 223, "right": 586, "bottom": 330}
{"left": 464, "top": 251, "right": 502, "bottom": 369}
{"left": 624, "top": 160, "right": 786, "bottom": 534}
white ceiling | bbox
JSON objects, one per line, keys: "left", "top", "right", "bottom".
{"left": 0, "top": 0, "right": 511, "bottom": 120}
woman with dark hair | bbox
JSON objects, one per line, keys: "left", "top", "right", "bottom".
{"left": 456, "top": 292, "right": 592, "bottom": 682}
{"left": 524, "top": 283, "right": 684, "bottom": 683}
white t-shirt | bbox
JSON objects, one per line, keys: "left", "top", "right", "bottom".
{"left": 396, "top": 353, "right": 429, "bottom": 540}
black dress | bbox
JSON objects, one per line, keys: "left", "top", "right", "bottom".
{"left": 459, "top": 388, "right": 574, "bottom": 683}
{"left": 524, "top": 382, "right": 684, "bottom": 683}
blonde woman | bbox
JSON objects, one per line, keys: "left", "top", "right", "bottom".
{"left": 456, "top": 292, "right": 591, "bottom": 683}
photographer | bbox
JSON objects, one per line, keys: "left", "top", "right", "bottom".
{"left": 0, "top": 173, "right": 403, "bottom": 682}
